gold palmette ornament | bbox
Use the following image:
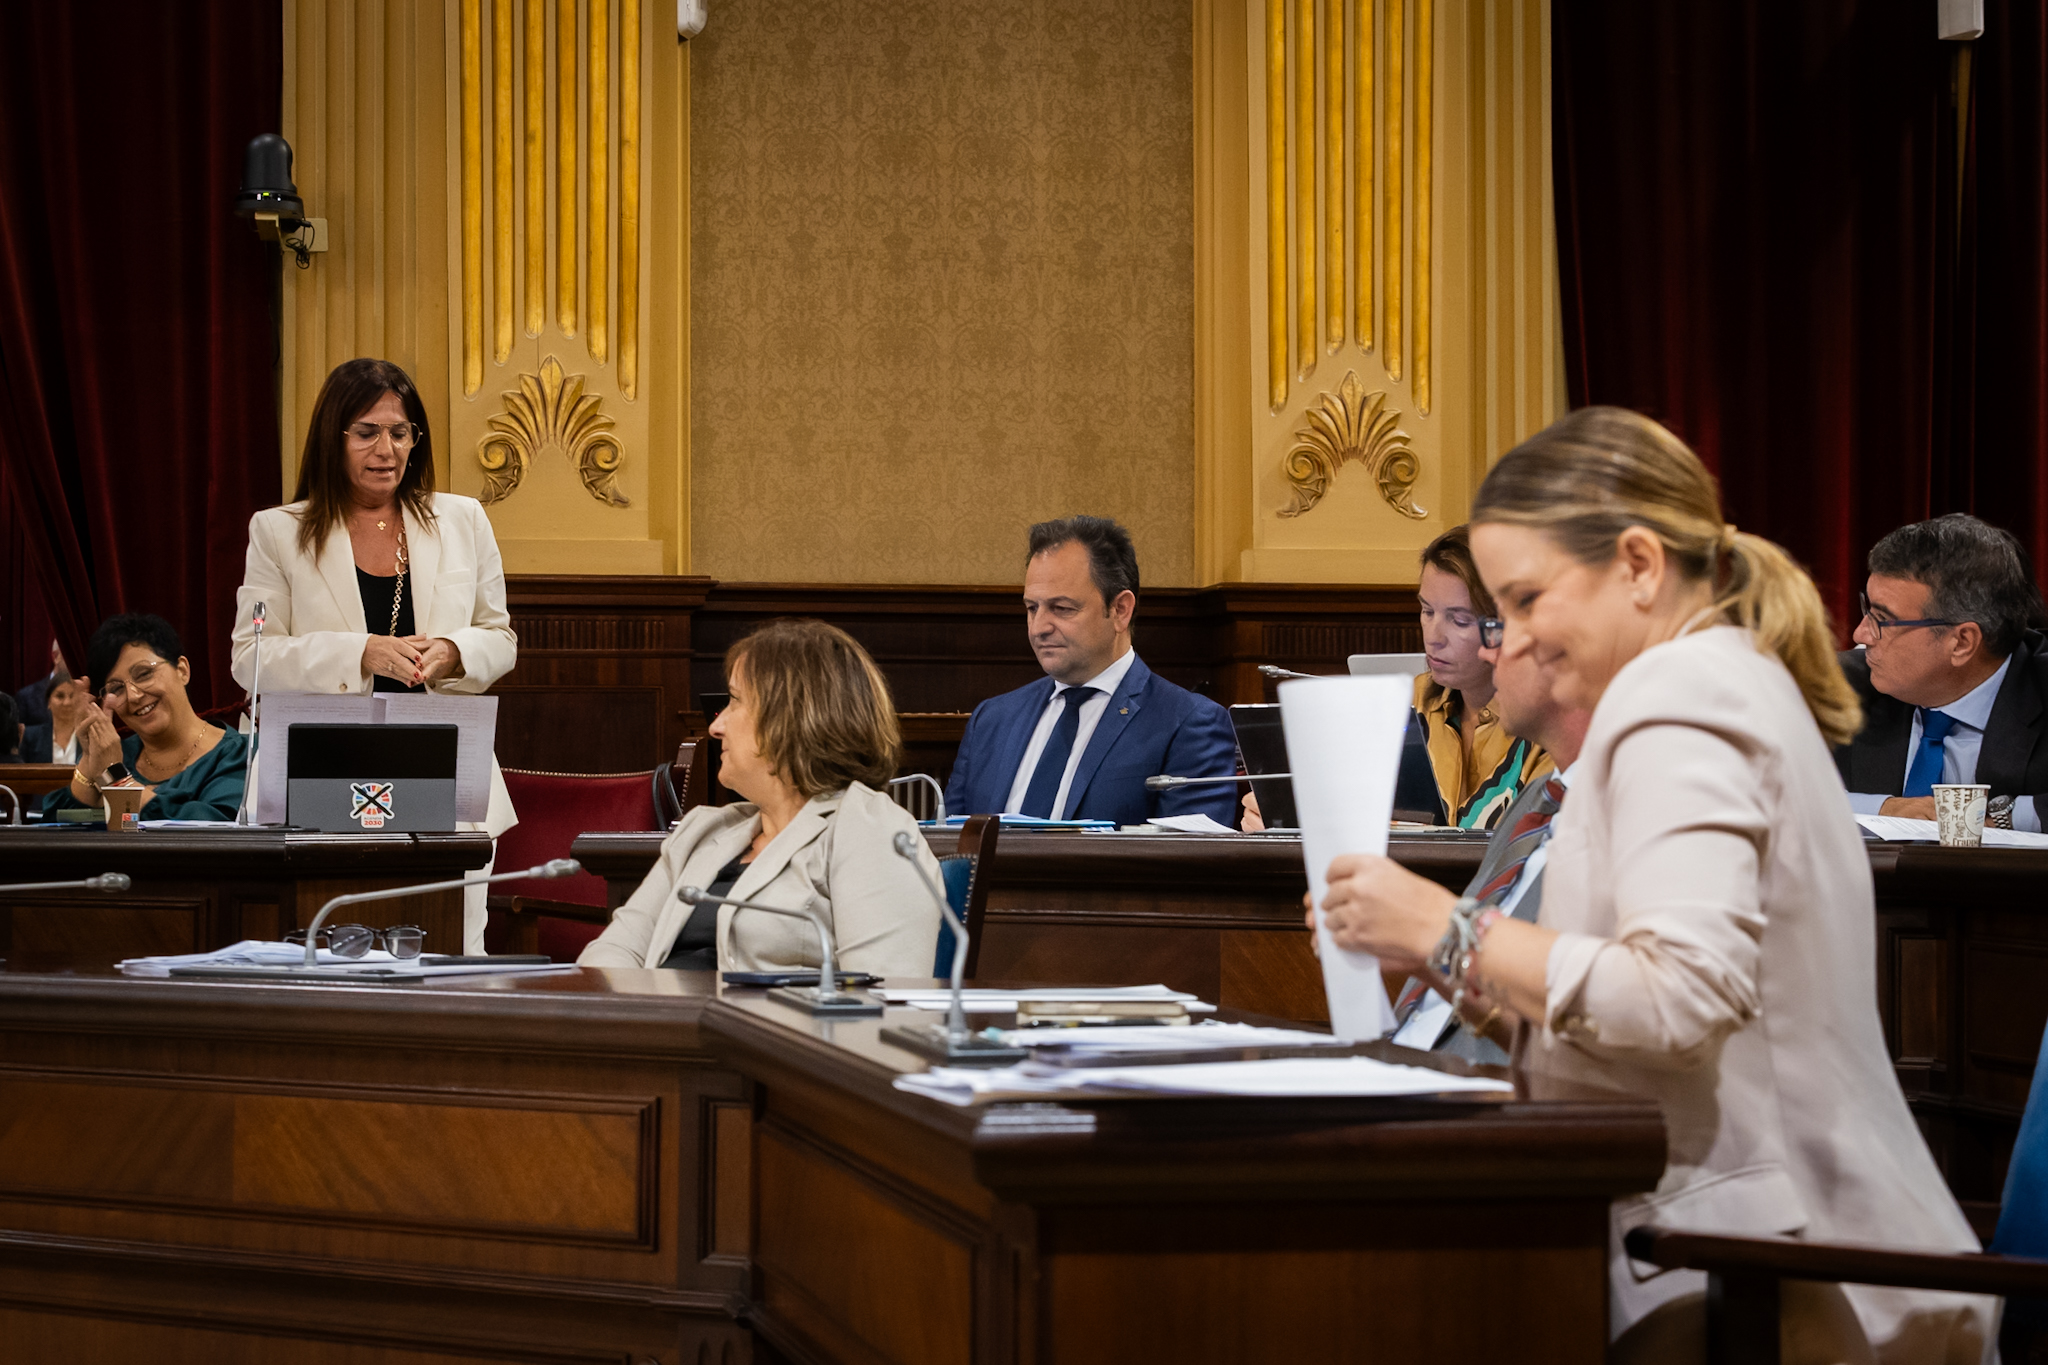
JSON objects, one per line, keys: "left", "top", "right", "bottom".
{"left": 1278, "top": 369, "right": 1426, "bottom": 520}
{"left": 476, "top": 355, "right": 629, "bottom": 507}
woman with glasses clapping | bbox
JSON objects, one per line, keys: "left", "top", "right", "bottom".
{"left": 232, "top": 358, "right": 519, "bottom": 952}
{"left": 47, "top": 613, "right": 248, "bottom": 820}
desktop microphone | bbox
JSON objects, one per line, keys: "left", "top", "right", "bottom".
{"left": 299, "top": 858, "right": 577, "bottom": 966}
{"left": 1145, "top": 772, "right": 1284, "bottom": 791}
{"left": 1258, "top": 665, "right": 1318, "bottom": 681}
{"left": 677, "top": 885, "right": 882, "bottom": 1016}
{"left": 877, "top": 831, "right": 1024, "bottom": 1065}
{"left": 0, "top": 783, "right": 20, "bottom": 826}
{"left": 0, "top": 873, "right": 132, "bottom": 894}
{"left": 884, "top": 773, "right": 947, "bottom": 823}
{"left": 235, "top": 600, "right": 266, "bottom": 826}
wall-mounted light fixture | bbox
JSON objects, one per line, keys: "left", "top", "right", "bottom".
{"left": 678, "top": 0, "right": 706, "bottom": 40}
{"left": 232, "top": 134, "right": 328, "bottom": 268}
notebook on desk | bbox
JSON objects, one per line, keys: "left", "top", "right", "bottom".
{"left": 285, "top": 722, "right": 459, "bottom": 833}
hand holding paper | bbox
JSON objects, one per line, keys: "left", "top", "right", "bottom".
{"left": 1279, "top": 675, "right": 1412, "bottom": 1040}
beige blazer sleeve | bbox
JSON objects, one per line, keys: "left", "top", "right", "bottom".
{"left": 1543, "top": 717, "right": 1769, "bottom": 1070}
{"left": 578, "top": 805, "right": 759, "bottom": 968}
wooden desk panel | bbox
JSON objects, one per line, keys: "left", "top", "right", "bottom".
{"left": 0, "top": 828, "right": 492, "bottom": 964}
{"left": 706, "top": 994, "right": 1663, "bottom": 1365}
{"left": 0, "top": 968, "right": 1665, "bottom": 1363}
{"left": 0, "top": 968, "right": 750, "bottom": 1363}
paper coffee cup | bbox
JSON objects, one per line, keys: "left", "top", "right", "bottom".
{"left": 1932, "top": 784, "right": 1990, "bottom": 848}
{"left": 102, "top": 786, "right": 147, "bottom": 833}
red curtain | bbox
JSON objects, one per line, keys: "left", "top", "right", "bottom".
{"left": 1554, "top": 0, "right": 2048, "bottom": 636}
{"left": 0, "top": 1, "right": 280, "bottom": 707}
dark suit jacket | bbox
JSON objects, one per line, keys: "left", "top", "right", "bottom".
{"left": 1834, "top": 632, "right": 2048, "bottom": 803}
{"left": 945, "top": 653, "right": 1240, "bottom": 827}
{"left": 19, "top": 723, "right": 52, "bottom": 764}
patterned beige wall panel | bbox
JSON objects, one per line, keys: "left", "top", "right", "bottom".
{"left": 1198, "top": 0, "right": 1561, "bottom": 584}
{"left": 440, "top": 0, "right": 685, "bottom": 574}
{"left": 280, "top": 0, "right": 454, "bottom": 496}
{"left": 689, "top": 0, "right": 1198, "bottom": 587}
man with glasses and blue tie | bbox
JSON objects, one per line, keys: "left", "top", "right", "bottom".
{"left": 945, "top": 516, "right": 1239, "bottom": 828}
{"left": 1837, "top": 514, "right": 2048, "bottom": 831}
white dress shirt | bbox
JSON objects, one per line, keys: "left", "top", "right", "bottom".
{"left": 1846, "top": 655, "right": 2040, "bottom": 831}
{"left": 1393, "top": 762, "right": 1574, "bottom": 1047}
{"left": 52, "top": 728, "right": 79, "bottom": 766}
{"left": 1002, "top": 647, "right": 1139, "bottom": 820}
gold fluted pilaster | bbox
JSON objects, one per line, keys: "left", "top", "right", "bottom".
{"left": 555, "top": 0, "right": 576, "bottom": 336}
{"left": 618, "top": 0, "right": 640, "bottom": 399}
{"left": 460, "top": 0, "right": 483, "bottom": 395}
{"left": 1325, "top": 0, "right": 1343, "bottom": 352}
{"left": 491, "top": 0, "right": 513, "bottom": 364}
{"left": 587, "top": 0, "right": 609, "bottom": 366}
{"left": 522, "top": 0, "right": 544, "bottom": 337}
{"left": 1265, "top": 0, "right": 1286, "bottom": 410}
{"left": 1384, "top": 0, "right": 1403, "bottom": 381}
{"left": 1414, "top": 0, "right": 1432, "bottom": 413}
{"left": 1356, "top": 0, "right": 1373, "bottom": 351}
{"left": 1293, "top": 0, "right": 1315, "bottom": 380}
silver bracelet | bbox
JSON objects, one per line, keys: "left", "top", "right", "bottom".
{"left": 1427, "top": 896, "right": 1484, "bottom": 982}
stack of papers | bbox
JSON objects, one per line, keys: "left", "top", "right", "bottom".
{"left": 1144, "top": 813, "right": 1241, "bottom": 834}
{"left": 999, "top": 1021, "right": 1351, "bottom": 1062}
{"left": 874, "top": 984, "right": 1213, "bottom": 1013}
{"left": 1855, "top": 815, "right": 2048, "bottom": 849}
{"left": 118, "top": 940, "right": 574, "bottom": 980}
{"left": 894, "top": 1054, "right": 1513, "bottom": 1107}
{"left": 936, "top": 814, "right": 1116, "bottom": 830}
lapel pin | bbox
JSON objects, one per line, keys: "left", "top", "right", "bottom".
{"left": 1120, "top": 707, "right": 1128, "bottom": 715}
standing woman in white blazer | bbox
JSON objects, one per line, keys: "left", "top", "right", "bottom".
{"left": 1317, "top": 408, "right": 1993, "bottom": 1364}
{"left": 232, "top": 358, "right": 518, "bottom": 954}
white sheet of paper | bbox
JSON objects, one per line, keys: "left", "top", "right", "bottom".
{"left": 1146, "top": 813, "right": 1238, "bottom": 834}
{"left": 380, "top": 693, "right": 499, "bottom": 821}
{"left": 1856, "top": 813, "right": 2048, "bottom": 849}
{"left": 1279, "top": 675, "right": 1411, "bottom": 1040}
{"left": 253, "top": 692, "right": 379, "bottom": 823}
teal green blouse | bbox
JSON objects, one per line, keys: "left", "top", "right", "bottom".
{"left": 43, "top": 727, "right": 249, "bottom": 821}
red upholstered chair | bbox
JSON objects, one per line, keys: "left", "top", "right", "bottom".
{"left": 484, "top": 742, "right": 704, "bottom": 960}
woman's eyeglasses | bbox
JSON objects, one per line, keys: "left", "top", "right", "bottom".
{"left": 285, "top": 924, "right": 425, "bottom": 959}
{"left": 1479, "top": 618, "right": 1505, "bottom": 648}
{"left": 102, "top": 658, "right": 168, "bottom": 703}
{"left": 344, "top": 421, "right": 422, "bottom": 449}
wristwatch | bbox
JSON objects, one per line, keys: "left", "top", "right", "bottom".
{"left": 1988, "top": 795, "right": 2017, "bottom": 830}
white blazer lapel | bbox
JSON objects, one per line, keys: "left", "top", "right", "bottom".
{"left": 403, "top": 499, "right": 442, "bottom": 635}
{"left": 315, "top": 522, "right": 369, "bottom": 633}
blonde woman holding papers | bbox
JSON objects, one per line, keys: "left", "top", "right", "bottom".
{"left": 1317, "top": 408, "right": 1991, "bottom": 1364}
{"left": 232, "top": 358, "right": 518, "bottom": 953}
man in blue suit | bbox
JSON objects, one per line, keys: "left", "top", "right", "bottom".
{"left": 946, "top": 516, "right": 1241, "bottom": 827}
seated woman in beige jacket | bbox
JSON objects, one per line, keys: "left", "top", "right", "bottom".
{"left": 1318, "top": 409, "right": 1992, "bottom": 1365}
{"left": 581, "top": 618, "right": 941, "bottom": 977}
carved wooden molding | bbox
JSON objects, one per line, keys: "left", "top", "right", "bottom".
{"left": 477, "top": 356, "right": 630, "bottom": 507}
{"left": 1278, "top": 369, "right": 1425, "bottom": 519}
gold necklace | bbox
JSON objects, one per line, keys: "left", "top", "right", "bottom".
{"left": 136, "top": 731, "right": 203, "bottom": 781}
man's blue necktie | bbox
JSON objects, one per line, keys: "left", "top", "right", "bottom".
{"left": 1904, "top": 709, "right": 1957, "bottom": 797}
{"left": 1018, "top": 686, "right": 1100, "bottom": 819}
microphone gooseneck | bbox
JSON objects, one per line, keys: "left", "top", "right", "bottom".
{"left": 300, "top": 858, "right": 578, "bottom": 966}
{"left": 893, "top": 830, "right": 971, "bottom": 1042}
{"left": 236, "top": 600, "right": 268, "bottom": 827}
{"left": 678, "top": 883, "right": 862, "bottom": 1007}
{"left": 1258, "top": 665, "right": 1317, "bottom": 681}
{"left": 1145, "top": 772, "right": 1279, "bottom": 791}
{"left": 0, "top": 872, "right": 132, "bottom": 894}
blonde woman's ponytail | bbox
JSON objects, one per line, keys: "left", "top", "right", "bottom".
{"left": 1473, "top": 406, "right": 1862, "bottom": 747}
{"left": 1717, "top": 532, "right": 1862, "bottom": 747}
